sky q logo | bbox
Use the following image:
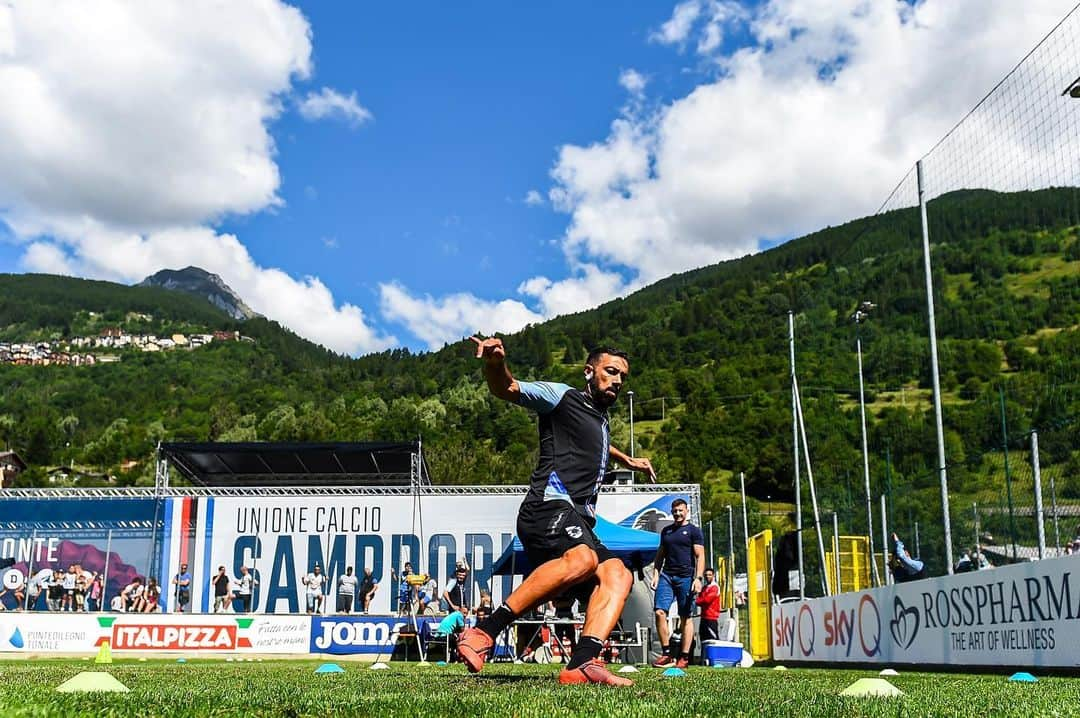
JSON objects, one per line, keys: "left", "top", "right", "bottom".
{"left": 775, "top": 595, "right": 880, "bottom": 658}
{"left": 774, "top": 603, "right": 816, "bottom": 657}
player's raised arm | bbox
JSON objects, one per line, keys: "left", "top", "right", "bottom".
{"left": 470, "top": 336, "right": 520, "bottom": 402}
{"left": 609, "top": 444, "right": 657, "bottom": 483}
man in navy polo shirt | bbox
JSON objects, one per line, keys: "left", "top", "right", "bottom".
{"left": 650, "top": 498, "right": 705, "bottom": 668}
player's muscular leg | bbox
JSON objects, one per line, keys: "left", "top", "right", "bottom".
{"left": 581, "top": 558, "right": 634, "bottom": 640}
{"left": 504, "top": 544, "right": 599, "bottom": 615}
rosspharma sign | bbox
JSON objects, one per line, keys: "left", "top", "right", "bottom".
{"left": 772, "top": 555, "right": 1080, "bottom": 668}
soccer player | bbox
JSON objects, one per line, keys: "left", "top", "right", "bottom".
{"left": 458, "top": 337, "right": 656, "bottom": 686}
{"left": 650, "top": 498, "right": 705, "bottom": 668}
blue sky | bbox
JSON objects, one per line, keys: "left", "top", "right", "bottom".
{"left": 0, "top": 1, "right": 1073, "bottom": 353}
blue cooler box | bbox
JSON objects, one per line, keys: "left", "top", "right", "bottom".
{"left": 703, "top": 640, "right": 742, "bottom": 667}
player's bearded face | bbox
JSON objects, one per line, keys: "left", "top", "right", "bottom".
{"left": 587, "top": 355, "right": 629, "bottom": 408}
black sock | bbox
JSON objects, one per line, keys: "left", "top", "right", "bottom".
{"left": 476, "top": 603, "right": 517, "bottom": 640}
{"left": 661, "top": 645, "right": 672, "bottom": 656}
{"left": 565, "top": 635, "right": 604, "bottom": 670}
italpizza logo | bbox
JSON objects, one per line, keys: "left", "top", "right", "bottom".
{"left": 95, "top": 617, "right": 254, "bottom": 650}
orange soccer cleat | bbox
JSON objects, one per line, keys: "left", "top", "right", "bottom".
{"left": 457, "top": 627, "right": 494, "bottom": 673}
{"left": 558, "top": 659, "right": 634, "bottom": 687}
{"left": 675, "top": 656, "right": 690, "bottom": 670}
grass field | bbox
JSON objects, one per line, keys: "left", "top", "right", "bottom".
{"left": 2, "top": 660, "right": 1079, "bottom": 717}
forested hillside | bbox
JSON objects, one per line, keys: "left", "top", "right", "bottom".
{"left": 2, "top": 188, "right": 1079, "bottom": 574}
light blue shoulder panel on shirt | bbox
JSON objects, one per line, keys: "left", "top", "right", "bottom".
{"left": 515, "top": 381, "right": 573, "bottom": 414}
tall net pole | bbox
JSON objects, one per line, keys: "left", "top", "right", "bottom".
{"left": 788, "top": 311, "right": 805, "bottom": 599}
{"left": 917, "top": 159, "right": 954, "bottom": 575}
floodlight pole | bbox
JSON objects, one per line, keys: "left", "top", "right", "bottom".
{"left": 832, "top": 512, "right": 840, "bottom": 594}
{"left": 917, "top": 159, "right": 954, "bottom": 574}
{"left": 788, "top": 311, "right": 805, "bottom": 599}
{"left": 881, "top": 495, "right": 890, "bottom": 586}
{"left": 853, "top": 304, "right": 880, "bottom": 587}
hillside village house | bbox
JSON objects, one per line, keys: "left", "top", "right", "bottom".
{"left": 1, "top": 451, "right": 27, "bottom": 489}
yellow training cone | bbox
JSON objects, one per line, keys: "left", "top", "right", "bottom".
{"left": 94, "top": 640, "right": 113, "bottom": 665}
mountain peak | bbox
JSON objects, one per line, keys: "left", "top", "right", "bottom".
{"left": 139, "top": 267, "right": 259, "bottom": 320}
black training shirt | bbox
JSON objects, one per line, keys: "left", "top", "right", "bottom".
{"left": 658, "top": 521, "right": 704, "bottom": 577}
{"left": 515, "top": 381, "right": 610, "bottom": 518}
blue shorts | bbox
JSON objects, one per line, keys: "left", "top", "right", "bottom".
{"left": 654, "top": 573, "right": 695, "bottom": 618}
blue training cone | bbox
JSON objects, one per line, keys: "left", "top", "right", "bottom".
{"left": 1008, "top": 672, "right": 1037, "bottom": 683}
{"left": 176, "top": 658, "right": 187, "bottom": 664}
{"left": 315, "top": 663, "right": 345, "bottom": 674}
{"left": 662, "top": 667, "right": 687, "bottom": 678}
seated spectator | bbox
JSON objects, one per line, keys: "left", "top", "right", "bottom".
{"left": 0, "top": 572, "right": 25, "bottom": 611}
{"left": 888, "top": 533, "right": 926, "bottom": 583}
{"left": 357, "top": 567, "right": 378, "bottom": 614}
{"left": 120, "top": 577, "right": 144, "bottom": 612}
{"left": 431, "top": 607, "right": 469, "bottom": 659}
{"left": 972, "top": 547, "right": 991, "bottom": 570}
{"left": 141, "top": 578, "right": 162, "bottom": 613}
{"left": 954, "top": 551, "right": 973, "bottom": 573}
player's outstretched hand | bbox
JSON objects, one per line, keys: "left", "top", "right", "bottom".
{"left": 624, "top": 456, "right": 657, "bottom": 483}
{"left": 470, "top": 335, "right": 506, "bottom": 363}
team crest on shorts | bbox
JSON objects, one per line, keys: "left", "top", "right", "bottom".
{"left": 565, "top": 525, "right": 583, "bottom": 539}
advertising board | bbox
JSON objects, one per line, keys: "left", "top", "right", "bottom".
{"left": 1, "top": 487, "right": 691, "bottom": 616}
{"left": 771, "top": 555, "right": 1080, "bottom": 668}
{"left": 0, "top": 613, "right": 311, "bottom": 654}
{"left": 309, "top": 615, "right": 434, "bottom": 656}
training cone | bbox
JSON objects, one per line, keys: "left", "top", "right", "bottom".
{"left": 370, "top": 662, "right": 389, "bottom": 670}
{"left": 773, "top": 665, "right": 788, "bottom": 671}
{"left": 94, "top": 640, "right": 112, "bottom": 665}
{"left": 314, "top": 663, "right": 345, "bottom": 674}
{"left": 839, "top": 678, "right": 903, "bottom": 697}
{"left": 739, "top": 651, "right": 755, "bottom": 668}
{"left": 617, "top": 665, "right": 638, "bottom": 673}
{"left": 879, "top": 668, "right": 899, "bottom": 676}
{"left": 418, "top": 660, "right": 432, "bottom": 667}
{"left": 176, "top": 658, "right": 187, "bottom": 664}
{"left": 55, "top": 672, "right": 130, "bottom": 693}
{"left": 662, "top": 667, "right": 687, "bottom": 678}
{"left": 436, "top": 661, "right": 448, "bottom": 667}
{"left": 1008, "top": 672, "right": 1037, "bottom": 683}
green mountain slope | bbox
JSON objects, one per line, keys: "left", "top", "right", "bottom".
{"left": 2, "top": 189, "right": 1079, "bottom": 575}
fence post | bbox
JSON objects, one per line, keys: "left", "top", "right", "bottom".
{"left": 1049, "top": 464, "right": 1061, "bottom": 556}
{"left": 832, "top": 512, "right": 841, "bottom": 594}
{"left": 1031, "top": 430, "right": 1046, "bottom": 559}
{"left": 881, "top": 495, "right": 890, "bottom": 586}
{"left": 999, "top": 388, "right": 1018, "bottom": 561}
{"left": 102, "top": 529, "right": 113, "bottom": 613}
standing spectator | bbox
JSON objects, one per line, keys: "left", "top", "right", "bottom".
{"left": 46, "top": 570, "right": 64, "bottom": 612}
{"left": 650, "top": 498, "right": 706, "bottom": 669}
{"left": 337, "top": 567, "right": 358, "bottom": 614}
{"left": 889, "top": 533, "right": 927, "bottom": 583}
{"left": 62, "top": 564, "right": 77, "bottom": 611}
{"left": 302, "top": 564, "right": 326, "bottom": 615}
{"left": 695, "top": 568, "right": 722, "bottom": 644}
{"left": 172, "top": 563, "right": 192, "bottom": 613}
{"left": 235, "top": 566, "right": 257, "bottom": 614}
{"left": 211, "top": 565, "right": 232, "bottom": 613}
{"left": 357, "top": 567, "right": 378, "bottom": 614}
{"left": 420, "top": 576, "right": 439, "bottom": 615}
{"left": 442, "top": 565, "right": 470, "bottom": 615}
{"left": 396, "top": 562, "right": 414, "bottom": 615}
{"left": 87, "top": 574, "right": 103, "bottom": 612}
{"left": 74, "top": 570, "right": 88, "bottom": 612}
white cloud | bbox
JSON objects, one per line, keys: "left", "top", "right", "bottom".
{"left": 618, "top": 68, "right": 648, "bottom": 95}
{"left": 651, "top": 1, "right": 748, "bottom": 55}
{"left": 549, "top": 0, "right": 1079, "bottom": 289}
{"left": 0, "top": 1, "right": 392, "bottom": 355}
{"left": 517, "top": 265, "right": 634, "bottom": 319}
{"left": 297, "top": 87, "right": 373, "bottom": 127}
{"left": 651, "top": 1, "right": 702, "bottom": 47}
{"left": 379, "top": 282, "right": 543, "bottom": 350}
{"left": 524, "top": 189, "right": 544, "bottom": 206}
